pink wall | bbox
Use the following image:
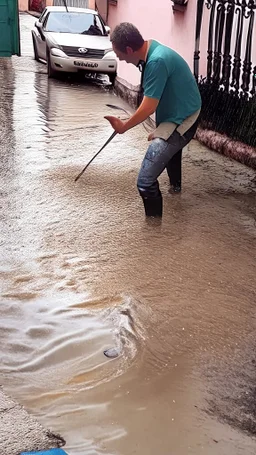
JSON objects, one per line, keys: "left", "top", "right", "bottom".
{"left": 18, "top": 0, "right": 52, "bottom": 11}
{"left": 96, "top": 0, "right": 107, "bottom": 21}
{"left": 19, "top": 0, "right": 94, "bottom": 11}
{"left": 88, "top": 0, "right": 96, "bottom": 9}
{"left": 108, "top": 0, "right": 256, "bottom": 89}
{"left": 19, "top": 0, "right": 28, "bottom": 11}
{"left": 108, "top": 0, "right": 198, "bottom": 86}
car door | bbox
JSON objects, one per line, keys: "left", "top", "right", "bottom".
{"left": 36, "top": 12, "right": 49, "bottom": 60}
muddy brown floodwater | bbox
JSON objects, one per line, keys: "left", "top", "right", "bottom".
{"left": 1, "top": 13, "right": 256, "bottom": 455}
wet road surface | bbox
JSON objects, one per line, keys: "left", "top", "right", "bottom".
{"left": 1, "top": 13, "right": 256, "bottom": 455}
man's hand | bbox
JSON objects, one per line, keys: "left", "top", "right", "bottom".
{"left": 104, "top": 116, "right": 127, "bottom": 134}
{"left": 147, "top": 132, "right": 155, "bottom": 141}
{"left": 105, "top": 96, "right": 159, "bottom": 135}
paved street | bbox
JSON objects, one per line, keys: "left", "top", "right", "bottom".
{"left": 0, "top": 13, "right": 256, "bottom": 455}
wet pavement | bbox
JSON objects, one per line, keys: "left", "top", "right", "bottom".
{"left": 1, "top": 12, "right": 256, "bottom": 455}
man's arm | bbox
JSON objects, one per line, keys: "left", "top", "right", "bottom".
{"left": 104, "top": 96, "right": 159, "bottom": 134}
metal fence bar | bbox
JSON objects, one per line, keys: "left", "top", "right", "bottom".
{"left": 194, "top": 0, "right": 256, "bottom": 147}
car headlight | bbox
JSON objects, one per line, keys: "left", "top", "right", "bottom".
{"left": 104, "top": 48, "right": 113, "bottom": 55}
{"left": 51, "top": 48, "right": 67, "bottom": 58}
{"left": 102, "top": 50, "right": 117, "bottom": 60}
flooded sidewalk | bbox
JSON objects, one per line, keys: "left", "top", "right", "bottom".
{"left": 0, "top": 13, "right": 256, "bottom": 455}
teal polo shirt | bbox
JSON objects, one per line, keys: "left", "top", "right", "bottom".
{"left": 143, "top": 40, "right": 201, "bottom": 126}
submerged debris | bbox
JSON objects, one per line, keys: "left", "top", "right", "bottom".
{"left": 103, "top": 348, "right": 120, "bottom": 359}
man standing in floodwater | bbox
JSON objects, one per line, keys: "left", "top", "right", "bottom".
{"left": 105, "top": 22, "right": 201, "bottom": 218}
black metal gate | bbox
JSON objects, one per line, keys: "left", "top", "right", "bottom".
{"left": 194, "top": 0, "right": 256, "bottom": 147}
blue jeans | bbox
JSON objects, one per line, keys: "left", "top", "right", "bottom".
{"left": 137, "top": 120, "right": 198, "bottom": 197}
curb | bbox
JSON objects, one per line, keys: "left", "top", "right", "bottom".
{"left": 20, "top": 449, "right": 68, "bottom": 454}
{"left": 26, "top": 10, "right": 41, "bottom": 18}
{"left": 114, "top": 76, "right": 140, "bottom": 111}
{"left": 0, "top": 388, "right": 66, "bottom": 455}
{"left": 196, "top": 128, "right": 256, "bottom": 170}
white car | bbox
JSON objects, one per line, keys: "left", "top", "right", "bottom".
{"left": 31, "top": 6, "right": 117, "bottom": 83}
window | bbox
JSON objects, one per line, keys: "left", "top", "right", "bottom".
{"left": 44, "top": 12, "right": 106, "bottom": 35}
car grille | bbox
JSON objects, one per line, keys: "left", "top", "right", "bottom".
{"left": 62, "top": 46, "right": 105, "bottom": 59}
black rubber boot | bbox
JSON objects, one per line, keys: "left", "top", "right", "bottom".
{"left": 141, "top": 194, "right": 163, "bottom": 217}
{"left": 171, "top": 182, "right": 181, "bottom": 193}
{"left": 166, "top": 149, "right": 182, "bottom": 193}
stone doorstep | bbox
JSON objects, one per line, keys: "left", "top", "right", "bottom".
{"left": 20, "top": 449, "right": 68, "bottom": 454}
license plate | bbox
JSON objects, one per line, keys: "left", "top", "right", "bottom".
{"left": 74, "top": 61, "right": 99, "bottom": 68}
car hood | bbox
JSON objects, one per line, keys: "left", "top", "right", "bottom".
{"left": 46, "top": 32, "right": 112, "bottom": 50}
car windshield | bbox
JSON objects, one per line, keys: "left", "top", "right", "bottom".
{"left": 44, "top": 12, "right": 106, "bottom": 35}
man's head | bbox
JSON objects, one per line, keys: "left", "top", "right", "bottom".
{"left": 110, "top": 22, "right": 145, "bottom": 65}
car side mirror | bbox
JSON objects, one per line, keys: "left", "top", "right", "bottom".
{"left": 35, "top": 21, "right": 45, "bottom": 41}
{"left": 105, "top": 25, "right": 110, "bottom": 35}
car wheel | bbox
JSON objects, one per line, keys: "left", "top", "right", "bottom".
{"left": 32, "top": 33, "right": 39, "bottom": 62}
{"left": 47, "top": 49, "right": 58, "bottom": 79}
{"left": 109, "top": 72, "right": 117, "bottom": 86}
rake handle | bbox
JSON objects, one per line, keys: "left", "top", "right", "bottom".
{"left": 74, "top": 131, "right": 117, "bottom": 182}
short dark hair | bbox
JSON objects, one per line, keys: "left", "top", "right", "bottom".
{"left": 110, "top": 23, "right": 144, "bottom": 53}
